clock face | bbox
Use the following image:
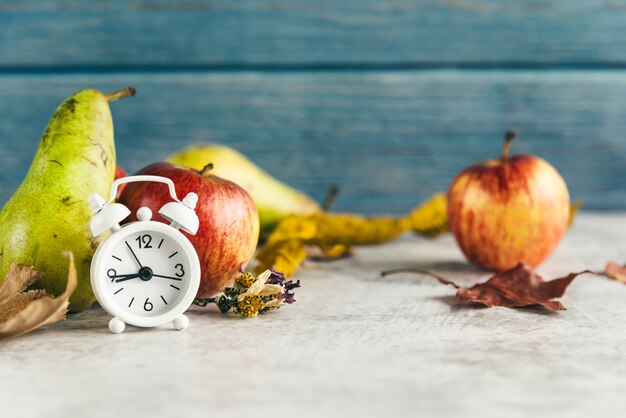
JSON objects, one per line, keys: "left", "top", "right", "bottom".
{"left": 101, "top": 229, "right": 192, "bottom": 317}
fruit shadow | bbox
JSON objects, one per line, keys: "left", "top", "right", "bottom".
{"left": 431, "top": 295, "right": 559, "bottom": 315}
{"left": 58, "top": 308, "right": 113, "bottom": 334}
{"left": 60, "top": 306, "right": 224, "bottom": 334}
{"left": 433, "top": 295, "right": 485, "bottom": 312}
{"left": 186, "top": 305, "right": 253, "bottom": 322}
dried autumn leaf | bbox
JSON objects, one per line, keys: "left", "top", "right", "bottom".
{"left": 0, "top": 291, "right": 49, "bottom": 324}
{"left": 0, "top": 251, "right": 78, "bottom": 339}
{"left": 316, "top": 243, "right": 352, "bottom": 259}
{"left": 0, "top": 263, "right": 43, "bottom": 302}
{"left": 569, "top": 200, "right": 582, "bottom": 226}
{"left": 604, "top": 261, "right": 626, "bottom": 283}
{"left": 382, "top": 262, "right": 592, "bottom": 311}
{"left": 408, "top": 192, "right": 449, "bottom": 236}
{"left": 256, "top": 239, "right": 307, "bottom": 277}
{"left": 0, "top": 265, "right": 46, "bottom": 324}
{"left": 255, "top": 194, "right": 448, "bottom": 276}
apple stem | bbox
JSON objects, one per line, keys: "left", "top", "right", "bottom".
{"left": 104, "top": 87, "right": 136, "bottom": 102}
{"left": 501, "top": 131, "right": 517, "bottom": 160}
{"left": 200, "top": 163, "right": 214, "bottom": 176}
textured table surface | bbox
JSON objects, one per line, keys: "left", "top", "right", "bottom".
{"left": 2, "top": 213, "right": 626, "bottom": 418}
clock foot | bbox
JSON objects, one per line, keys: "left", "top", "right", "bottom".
{"left": 109, "top": 317, "right": 126, "bottom": 334}
{"left": 173, "top": 314, "right": 189, "bottom": 330}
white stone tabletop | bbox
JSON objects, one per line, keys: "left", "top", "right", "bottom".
{"left": 2, "top": 213, "right": 626, "bottom": 418}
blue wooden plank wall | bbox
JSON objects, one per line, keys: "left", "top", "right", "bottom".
{"left": 1, "top": 1, "right": 626, "bottom": 213}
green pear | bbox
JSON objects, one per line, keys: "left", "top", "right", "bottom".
{"left": 0, "top": 87, "right": 135, "bottom": 312}
{"left": 167, "top": 145, "right": 321, "bottom": 231}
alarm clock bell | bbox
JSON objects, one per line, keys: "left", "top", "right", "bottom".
{"left": 89, "top": 175, "right": 200, "bottom": 236}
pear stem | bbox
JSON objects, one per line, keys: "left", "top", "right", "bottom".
{"left": 200, "top": 163, "right": 214, "bottom": 176}
{"left": 322, "top": 185, "right": 340, "bottom": 211}
{"left": 501, "top": 130, "right": 517, "bottom": 161}
{"left": 105, "top": 87, "right": 136, "bottom": 102}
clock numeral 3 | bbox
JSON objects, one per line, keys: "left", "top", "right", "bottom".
{"left": 135, "top": 234, "right": 153, "bottom": 249}
{"left": 175, "top": 263, "right": 185, "bottom": 277}
{"left": 144, "top": 298, "right": 154, "bottom": 312}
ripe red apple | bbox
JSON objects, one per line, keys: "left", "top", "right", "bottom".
{"left": 447, "top": 132, "right": 570, "bottom": 271}
{"left": 117, "top": 162, "right": 260, "bottom": 297}
{"left": 115, "top": 165, "right": 129, "bottom": 200}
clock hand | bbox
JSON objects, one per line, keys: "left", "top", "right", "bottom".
{"left": 152, "top": 274, "right": 183, "bottom": 281}
{"left": 110, "top": 272, "right": 142, "bottom": 278}
{"left": 125, "top": 241, "right": 143, "bottom": 268}
{"left": 108, "top": 271, "right": 141, "bottom": 282}
{"left": 114, "top": 274, "right": 142, "bottom": 283}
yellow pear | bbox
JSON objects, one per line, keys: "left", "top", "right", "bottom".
{"left": 167, "top": 145, "right": 320, "bottom": 231}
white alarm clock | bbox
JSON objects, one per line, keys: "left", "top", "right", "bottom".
{"left": 88, "top": 175, "right": 201, "bottom": 334}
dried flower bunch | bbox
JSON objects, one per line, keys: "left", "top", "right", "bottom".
{"left": 195, "top": 269, "right": 300, "bottom": 317}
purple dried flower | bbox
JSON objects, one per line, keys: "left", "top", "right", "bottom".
{"left": 279, "top": 280, "right": 300, "bottom": 304}
{"left": 265, "top": 269, "right": 286, "bottom": 285}
{"left": 284, "top": 280, "right": 300, "bottom": 291}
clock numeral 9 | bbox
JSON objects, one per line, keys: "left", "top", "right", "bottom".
{"left": 175, "top": 263, "right": 185, "bottom": 277}
{"left": 144, "top": 298, "right": 153, "bottom": 312}
{"left": 135, "top": 234, "right": 153, "bottom": 249}
{"left": 107, "top": 269, "right": 116, "bottom": 282}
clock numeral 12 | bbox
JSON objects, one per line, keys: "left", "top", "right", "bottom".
{"left": 135, "top": 234, "right": 153, "bottom": 249}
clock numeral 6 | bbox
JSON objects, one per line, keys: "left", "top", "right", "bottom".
{"left": 144, "top": 298, "right": 154, "bottom": 312}
{"left": 175, "top": 263, "right": 185, "bottom": 277}
{"left": 135, "top": 234, "right": 153, "bottom": 249}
